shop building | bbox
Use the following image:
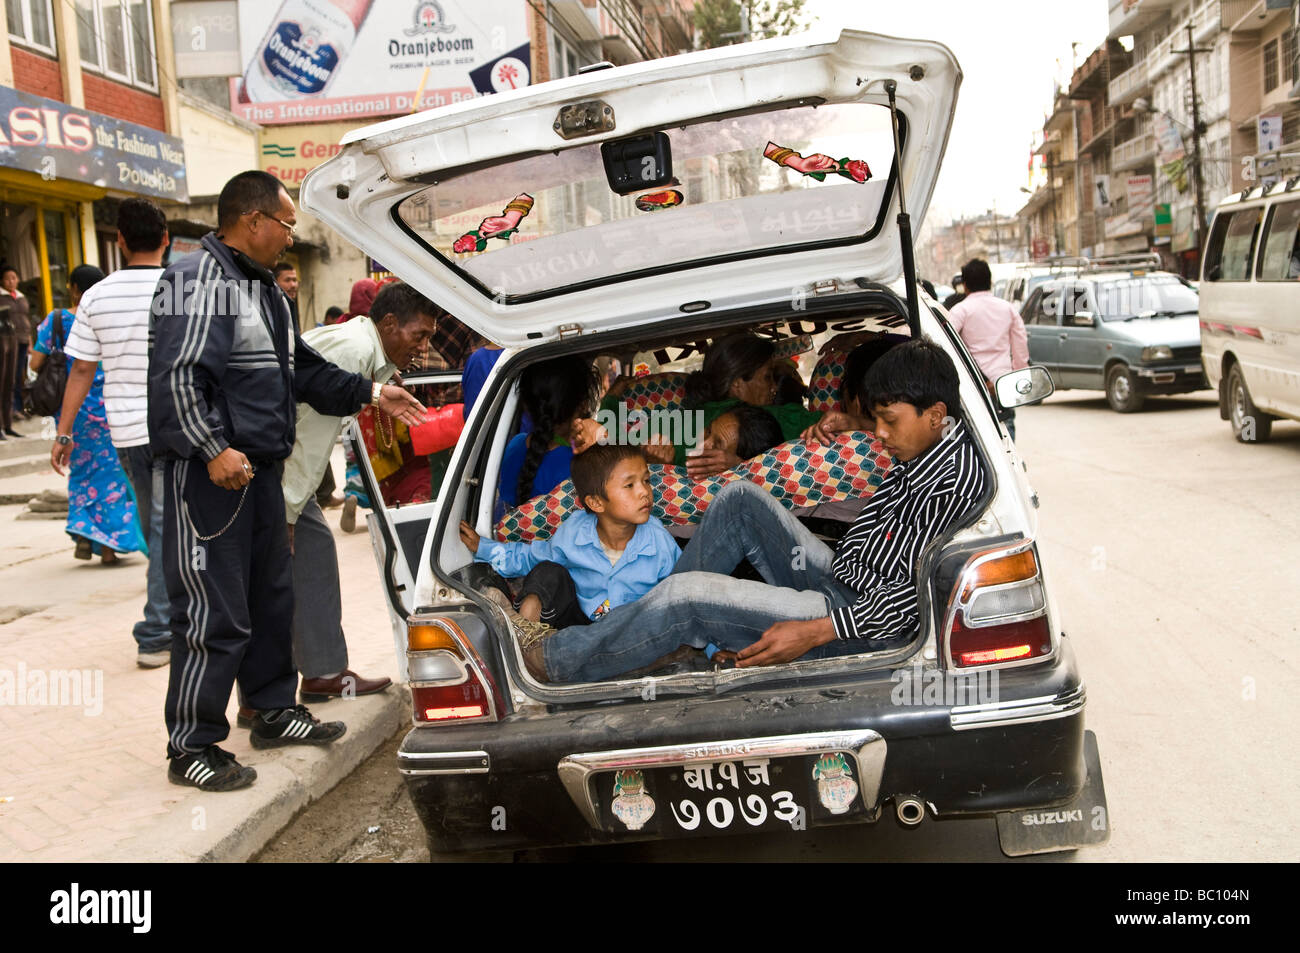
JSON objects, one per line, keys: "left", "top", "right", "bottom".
{"left": 1, "top": 0, "right": 195, "bottom": 318}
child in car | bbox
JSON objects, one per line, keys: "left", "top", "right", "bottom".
{"left": 460, "top": 443, "right": 680, "bottom": 635}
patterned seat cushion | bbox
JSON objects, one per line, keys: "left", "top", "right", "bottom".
{"left": 612, "top": 372, "right": 688, "bottom": 413}
{"left": 808, "top": 354, "right": 847, "bottom": 413}
{"left": 495, "top": 431, "right": 891, "bottom": 542}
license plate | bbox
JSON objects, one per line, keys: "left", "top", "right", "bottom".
{"left": 598, "top": 751, "right": 867, "bottom": 836}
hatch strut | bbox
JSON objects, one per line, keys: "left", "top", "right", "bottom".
{"left": 885, "top": 80, "right": 922, "bottom": 337}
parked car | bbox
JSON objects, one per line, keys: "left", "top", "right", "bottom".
{"left": 1199, "top": 182, "right": 1300, "bottom": 442}
{"left": 1020, "top": 264, "right": 1205, "bottom": 412}
{"left": 302, "top": 28, "right": 1108, "bottom": 859}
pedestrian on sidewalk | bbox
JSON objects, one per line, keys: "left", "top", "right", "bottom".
{"left": 52, "top": 199, "right": 173, "bottom": 665}
{"left": 149, "top": 170, "right": 427, "bottom": 791}
{"left": 272, "top": 281, "right": 442, "bottom": 709}
{"left": 945, "top": 258, "right": 1028, "bottom": 439}
{"left": 0, "top": 265, "right": 29, "bottom": 438}
{"left": 33, "top": 264, "right": 145, "bottom": 564}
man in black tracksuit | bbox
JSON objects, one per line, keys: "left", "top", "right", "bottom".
{"left": 149, "top": 171, "right": 426, "bottom": 791}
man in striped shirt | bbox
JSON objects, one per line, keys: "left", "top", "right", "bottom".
{"left": 54, "top": 198, "right": 172, "bottom": 667}
{"left": 527, "top": 339, "right": 989, "bottom": 683}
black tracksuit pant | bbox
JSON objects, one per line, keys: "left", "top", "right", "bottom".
{"left": 162, "top": 457, "right": 297, "bottom": 758}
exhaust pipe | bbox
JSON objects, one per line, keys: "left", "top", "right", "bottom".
{"left": 895, "top": 797, "right": 926, "bottom": 826}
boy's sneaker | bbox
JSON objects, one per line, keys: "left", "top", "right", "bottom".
{"left": 249, "top": 704, "right": 346, "bottom": 749}
{"left": 168, "top": 745, "right": 256, "bottom": 792}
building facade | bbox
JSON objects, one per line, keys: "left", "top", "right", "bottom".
{"left": 1, "top": 0, "right": 198, "bottom": 317}
{"left": 1105, "top": 0, "right": 1298, "bottom": 274}
{"left": 1017, "top": 89, "right": 1082, "bottom": 262}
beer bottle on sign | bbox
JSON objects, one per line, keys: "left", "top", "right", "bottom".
{"left": 238, "top": 0, "right": 372, "bottom": 103}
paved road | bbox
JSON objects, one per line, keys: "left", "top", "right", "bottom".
{"left": 273, "top": 390, "right": 1300, "bottom": 862}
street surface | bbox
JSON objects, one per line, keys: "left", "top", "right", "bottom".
{"left": 266, "top": 390, "right": 1300, "bottom": 862}
{"left": 0, "top": 437, "right": 403, "bottom": 862}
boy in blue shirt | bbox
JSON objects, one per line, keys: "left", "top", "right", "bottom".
{"left": 459, "top": 443, "right": 679, "bottom": 632}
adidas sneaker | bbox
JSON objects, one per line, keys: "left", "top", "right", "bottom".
{"left": 167, "top": 745, "right": 256, "bottom": 792}
{"left": 249, "top": 704, "right": 346, "bottom": 749}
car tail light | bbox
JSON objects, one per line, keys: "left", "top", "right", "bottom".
{"left": 942, "top": 543, "right": 1053, "bottom": 670}
{"left": 407, "top": 618, "right": 503, "bottom": 725}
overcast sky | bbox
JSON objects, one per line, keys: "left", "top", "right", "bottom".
{"left": 803, "top": 0, "right": 1110, "bottom": 224}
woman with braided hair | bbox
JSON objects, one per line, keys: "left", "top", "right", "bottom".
{"left": 497, "top": 355, "right": 601, "bottom": 514}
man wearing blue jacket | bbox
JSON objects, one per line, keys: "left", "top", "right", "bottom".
{"left": 149, "top": 170, "right": 426, "bottom": 791}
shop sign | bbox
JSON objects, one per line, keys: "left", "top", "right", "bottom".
{"left": 1171, "top": 205, "right": 1197, "bottom": 253}
{"left": 259, "top": 121, "right": 356, "bottom": 187}
{"left": 1154, "top": 202, "right": 1172, "bottom": 239}
{"left": 0, "top": 86, "right": 188, "bottom": 201}
{"left": 1125, "top": 174, "right": 1153, "bottom": 219}
{"left": 231, "top": 0, "right": 530, "bottom": 126}
{"left": 173, "top": 0, "right": 243, "bottom": 78}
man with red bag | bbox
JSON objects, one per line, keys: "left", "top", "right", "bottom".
{"left": 266, "top": 281, "right": 440, "bottom": 711}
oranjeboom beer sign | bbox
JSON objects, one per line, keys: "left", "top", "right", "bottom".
{"left": 0, "top": 86, "right": 188, "bottom": 201}
{"left": 232, "top": 0, "right": 531, "bottom": 126}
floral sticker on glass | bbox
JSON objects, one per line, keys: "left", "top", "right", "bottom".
{"left": 452, "top": 192, "right": 535, "bottom": 254}
{"left": 764, "top": 142, "right": 871, "bottom": 184}
{"left": 635, "top": 189, "right": 684, "bottom": 212}
{"left": 811, "top": 752, "right": 858, "bottom": 815}
{"left": 611, "top": 769, "right": 656, "bottom": 831}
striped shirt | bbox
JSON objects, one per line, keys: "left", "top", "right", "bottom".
{"left": 829, "top": 420, "right": 988, "bottom": 641}
{"left": 64, "top": 266, "right": 163, "bottom": 448}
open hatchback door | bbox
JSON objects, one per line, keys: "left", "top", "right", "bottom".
{"left": 301, "top": 28, "right": 961, "bottom": 348}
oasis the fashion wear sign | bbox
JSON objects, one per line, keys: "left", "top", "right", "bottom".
{"left": 0, "top": 87, "right": 188, "bottom": 201}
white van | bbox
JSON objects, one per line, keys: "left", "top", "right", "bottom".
{"left": 1199, "top": 182, "right": 1300, "bottom": 441}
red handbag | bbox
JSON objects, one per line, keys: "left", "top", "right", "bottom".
{"left": 409, "top": 403, "right": 465, "bottom": 456}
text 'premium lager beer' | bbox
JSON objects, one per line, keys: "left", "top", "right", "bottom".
{"left": 239, "top": 0, "right": 373, "bottom": 103}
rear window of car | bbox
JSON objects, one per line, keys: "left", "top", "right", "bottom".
{"left": 1256, "top": 199, "right": 1300, "bottom": 281}
{"left": 1204, "top": 207, "right": 1262, "bottom": 281}
{"left": 394, "top": 103, "right": 896, "bottom": 300}
{"left": 1092, "top": 276, "right": 1198, "bottom": 320}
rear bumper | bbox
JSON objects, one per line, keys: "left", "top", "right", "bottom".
{"left": 401, "top": 642, "right": 1091, "bottom": 853}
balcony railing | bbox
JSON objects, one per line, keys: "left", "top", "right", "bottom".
{"left": 1109, "top": 59, "right": 1151, "bottom": 105}
{"left": 1112, "top": 131, "right": 1157, "bottom": 170}
{"left": 1149, "top": 1, "right": 1221, "bottom": 80}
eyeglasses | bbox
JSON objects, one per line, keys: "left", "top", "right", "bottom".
{"left": 246, "top": 210, "right": 296, "bottom": 238}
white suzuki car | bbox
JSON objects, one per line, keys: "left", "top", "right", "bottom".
{"left": 303, "top": 28, "right": 1108, "bottom": 858}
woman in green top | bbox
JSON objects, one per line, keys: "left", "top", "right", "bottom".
{"left": 603, "top": 331, "right": 820, "bottom": 479}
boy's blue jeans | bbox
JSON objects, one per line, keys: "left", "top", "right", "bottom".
{"left": 543, "top": 482, "right": 866, "bottom": 683}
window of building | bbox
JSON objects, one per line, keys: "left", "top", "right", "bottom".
{"left": 1264, "top": 37, "right": 1279, "bottom": 94}
{"left": 5, "top": 0, "right": 56, "bottom": 54}
{"left": 1284, "top": 28, "right": 1297, "bottom": 85}
{"left": 76, "top": 0, "right": 159, "bottom": 92}
{"left": 550, "top": 26, "right": 581, "bottom": 80}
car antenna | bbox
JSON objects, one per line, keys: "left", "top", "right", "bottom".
{"left": 885, "top": 80, "right": 922, "bottom": 338}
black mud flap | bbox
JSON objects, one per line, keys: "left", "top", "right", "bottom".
{"left": 996, "top": 729, "right": 1109, "bottom": 857}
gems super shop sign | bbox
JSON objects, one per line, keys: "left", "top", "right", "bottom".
{"left": 0, "top": 87, "right": 188, "bottom": 201}
{"left": 231, "top": 0, "right": 531, "bottom": 126}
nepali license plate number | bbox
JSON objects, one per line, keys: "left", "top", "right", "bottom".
{"left": 599, "top": 754, "right": 863, "bottom": 836}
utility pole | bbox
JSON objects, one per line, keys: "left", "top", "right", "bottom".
{"left": 1174, "top": 23, "right": 1212, "bottom": 256}
{"left": 991, "top": 202, "right": 1003, "bottom": 263}
{"left": 1047, "top": 152, "right": 1059, "bottom": 254}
